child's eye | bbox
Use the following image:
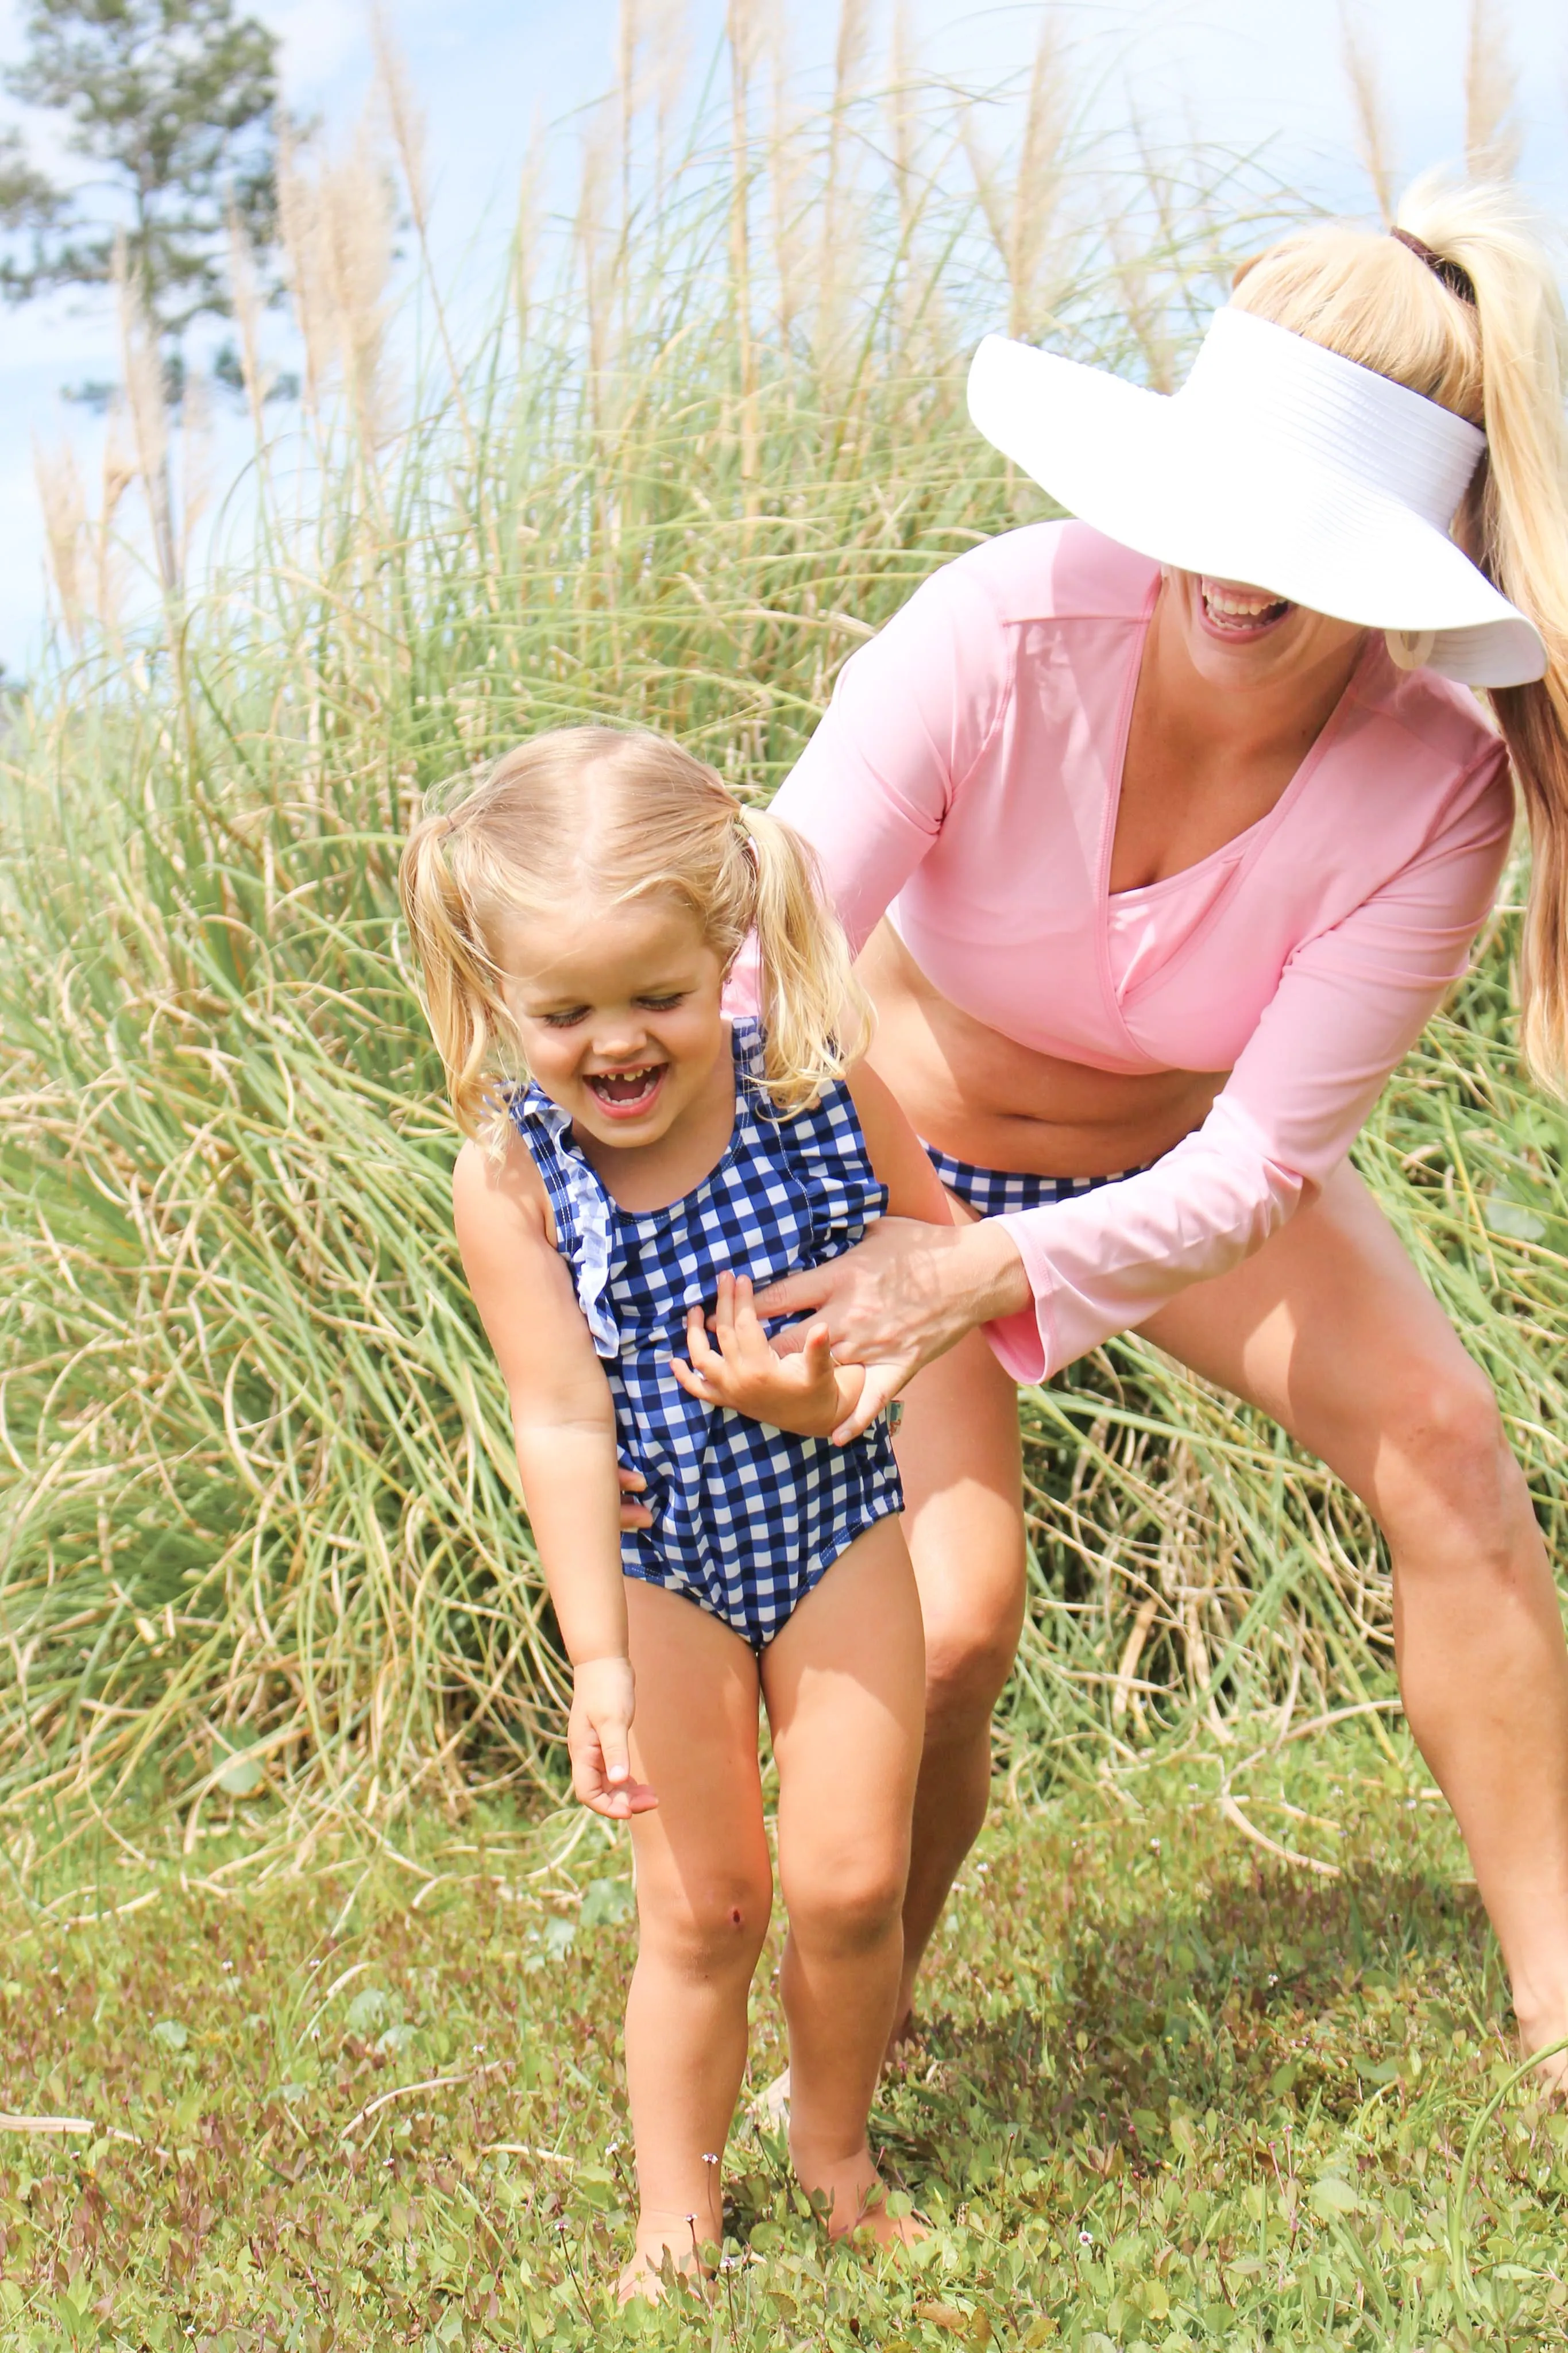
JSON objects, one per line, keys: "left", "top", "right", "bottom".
{"left": 635, "top": 993, "right": 687, "bottom": 1012}
{"left": 539, "top": 1006, "right": 589, "bottom": 1029}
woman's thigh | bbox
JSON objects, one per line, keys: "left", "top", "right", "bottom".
{"left": 893, "top": 1321, "right": 1028, "bottom": 1721}
{"left": 763, "top": 1517, "right": 926, "bottom": 1920}
{"left": 624, "top": 1580, "right": 773, "bottom": 1948}
{"left": 1140, "top": 1159, "right": 1507, "bottom": 1525}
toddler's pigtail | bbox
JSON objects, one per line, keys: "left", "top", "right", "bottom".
{"left": 397, "top": 813, "right": 512, "bottom": 1140}
{"left": 735, "top": 805, "right": 871, "bottom": 1115}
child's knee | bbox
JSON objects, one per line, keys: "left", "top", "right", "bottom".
{"left": 639, "top": 1868, "right": 773, "bottom": 1975}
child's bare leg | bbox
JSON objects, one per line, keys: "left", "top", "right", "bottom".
{"left": 762, "top": 1517, "right": 926, "bottom": 2244}
{"left": 621, "top": 1581, "right": 771, "bottom": 2296}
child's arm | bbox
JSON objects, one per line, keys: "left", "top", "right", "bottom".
{"left": 453, "top": 1136, "right": 656, "bottom": 1820}
{"left": 669, "top": 1056, "right": 955, "bottom": 1443}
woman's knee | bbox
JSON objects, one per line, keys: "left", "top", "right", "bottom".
{"left": 1374, "top": 1356, "right": 1522, "bottom": 1552}
{"left": 782, "top": 1847, "right": 909, "bottom": 1959}
{"left": 920, "top": 1582, "right": 1025, "bottom": 1742}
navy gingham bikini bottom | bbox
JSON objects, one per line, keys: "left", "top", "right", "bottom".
{"left": 921, "top": 1144, "right": 1154, "bottom": 1217}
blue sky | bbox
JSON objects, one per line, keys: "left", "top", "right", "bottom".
{"left": 0, "top": 0, "right": 1562, "bottom": 671}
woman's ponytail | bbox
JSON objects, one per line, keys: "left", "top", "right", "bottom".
{"left": 1234, "top": 174, "right": 1568, "bottom": 1090}
{"left": 1394, "top": 175, "right": 1568, "bottom": 1089}
{"left": 733, "top": 805, "right": 871, "bottom": 1116}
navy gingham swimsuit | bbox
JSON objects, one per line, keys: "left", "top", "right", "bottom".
{"left": 509, "top": 1021, "right": 903, "bottom": 1649}
{"left": 920, "top": 1148, "right": 1153, "bottom": 1217}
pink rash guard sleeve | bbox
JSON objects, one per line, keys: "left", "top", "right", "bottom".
{"left": 770, "top": 533, "right": 1514, "bottom": 1386}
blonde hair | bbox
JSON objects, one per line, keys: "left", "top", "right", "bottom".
{"left": 398, "top": 726, "right": 870, "bottom": 1137}
{"left": 1231, "top": 174, "right": 1568, "bottom": 1090}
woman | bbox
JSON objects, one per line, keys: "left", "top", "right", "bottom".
{"left": 751, "top": 177, "right": 1568, "bottom": 2071}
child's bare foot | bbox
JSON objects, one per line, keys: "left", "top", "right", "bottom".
{"left": 1514, "top": 1998, "right": 1568, "bottom": 2092}
{"left": 617, "top": 2221, "right": 713, "bottom": 2306}
{"left": 793, "top": 2142, "right": 928, "bottom": 2249}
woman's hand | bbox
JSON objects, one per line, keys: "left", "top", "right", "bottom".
{"left": 569, "top": 1657, "right": 658, "bottom": 1819}
{"left": 750, "top": 1216, "right": 1032, "bottom": 1438}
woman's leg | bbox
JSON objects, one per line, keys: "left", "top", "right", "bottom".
{"left": 621, "top": 1581, "right": 773, "bottom": 2290}
{"left": 762, "top": 1516, "right": 927, "bottom": 2238}
{"left": 891, "top": 1322, "right": 1029, "bottom": 2032}
{"left": 1142, "top": 1160, "right": 1568, "bottom": 2066}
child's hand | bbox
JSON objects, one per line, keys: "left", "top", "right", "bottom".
{"left": 671, "top": 1271, "right": 870, "bottom": 1441}
{"left": 618, "top": 1465, "right": 652, "bottom": 1530}
{"left": 569, "top": 1658, "right": 658, "bottom": 1819}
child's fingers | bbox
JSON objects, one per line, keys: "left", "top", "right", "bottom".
{"left": 670, "top": 1355, "right": 721, "bottom": 1401}
{"left": 617, "top": 1466, "right": 653, "bottom": 1530}
{"left": 712, "top": 1270, "right": 740, "bottom": 1361}
{"left": 731, "top": 1275, "right": 771, "bottom": 1359}
{"left": 801, "top": 1321, "right": 835, "bottom": 1375}
{"left": 578, "top": 1775, "right": 660, "bottom": 1818}
{"left": 685, "top": 1303, "right": 723, "bottom": 1374}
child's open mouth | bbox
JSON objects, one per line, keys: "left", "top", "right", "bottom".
{"left": 1198, "top": 578, "right": 1293, "bottom": 641}
{"left": 585, "top": 1063, "right": 667, "bottom": 1118}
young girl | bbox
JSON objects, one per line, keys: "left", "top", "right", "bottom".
{"left": 399, "top": 726, "right": 949, "bottom": 2297}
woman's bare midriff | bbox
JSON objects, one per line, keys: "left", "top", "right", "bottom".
{"left": 856, "top": 924, "right": 1225, "bottom": 1179}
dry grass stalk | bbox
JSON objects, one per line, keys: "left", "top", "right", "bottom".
{"left": 727, "top": 0, "right": 760, "bottom": 496}
{"left": 1007, "top": 14, "right": 1067, "bottom": 340}
{"left": 617, "top": 0, "right": 641, "bottom": 257}
{"left": 817, "top": 0, "right": 872, "bottom": 379}
{"left": 94, "top": 421, "right": 134, "bottom": 646}
{"left": 373, "top": 12, "right": 494, "bottom": 589}
{"left": 648, "top": 0, "right": 689, "bottom": 190}
{"left": 225, "top": 207, "right": 272, "bottom": 449}
{"left": 575, "top": 103, "right": 617, "bottom": 402}
{"left": 885, "top": 0, "right": 927, "bottom": 373}
{"left": 33, "top": 437, "right": 86, "bottom": 647}
{"left": 767, "top": 20, "right": 809, "bottom": 348}
{"left": 177, "top": 368, "right": 212, "bottom": 591}
{"left": 323, "top": 122, "right": 397, "bottom": 459}
{"left": 275, "top": 121, "right": 330, "bottom": 426}
{"left": 1463, "top": 0, "right": 1521, "bottom": 179}
{"left": 277, "top": 116, "right": 396, "bottom": 462}
{"left": 511, "top": 133, "right": 544, "bottom": 361}
{"left": 372, "top": 3, "right": 428, "bottom": 233}
{"left": 114, "top": 242, "right": 175, "bottom": 593}
{"left": 1337, "top": 1, "right": 1396, "bottom": 225}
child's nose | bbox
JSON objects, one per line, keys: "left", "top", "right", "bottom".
{"left": 589, "top": 1015, "right": 647, "bottom": 1059}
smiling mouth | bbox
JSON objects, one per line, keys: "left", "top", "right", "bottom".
{"left": 1199, "top": 579, "right": 1293, "bottom": 639}
{"left": 585, "top": 1064, "right": 667, "bottom": 1115}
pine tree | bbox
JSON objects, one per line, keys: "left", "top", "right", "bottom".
{"left": 0, "top": 0, "right": 283, "bottom": 372}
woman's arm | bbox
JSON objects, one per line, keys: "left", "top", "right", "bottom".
{"left": 453, "top": 1136, "right": 656, "bottom": 1819}
{"left": 755, "top": 747, "right": 1514, "bottom": 1396}
{"left": 670, "top": 1055, "right": 983, "bottom": 1443}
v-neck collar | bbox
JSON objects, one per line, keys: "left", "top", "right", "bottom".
{"left": 1092, "top": 582, "right": 1376, "bottom": 1051}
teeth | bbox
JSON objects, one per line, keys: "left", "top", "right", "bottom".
{"left": 1203, "top": 584, "right": 1286, "bottom": 622}
{"left": 589, "top": 1065, "right": 660, "bottom": 1100}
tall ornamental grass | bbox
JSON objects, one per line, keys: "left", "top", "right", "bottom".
{"left": 2, "top": 11, "right": 1563, "bottom": 1860}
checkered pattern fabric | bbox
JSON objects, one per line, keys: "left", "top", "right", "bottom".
{"left": 922, "top": 1145, "right": 1152, "bottom": 1218}
{"left": 509, "top": 1022, "right": 903, "bottom": 1650}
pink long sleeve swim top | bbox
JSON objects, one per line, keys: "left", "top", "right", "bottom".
{"left": 768, "top": 520, "right": 1514, "bottom": 1383}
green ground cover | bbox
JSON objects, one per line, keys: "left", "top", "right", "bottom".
{"left": 0, "top": 1723, "right": 1561, "bottom": 2350}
